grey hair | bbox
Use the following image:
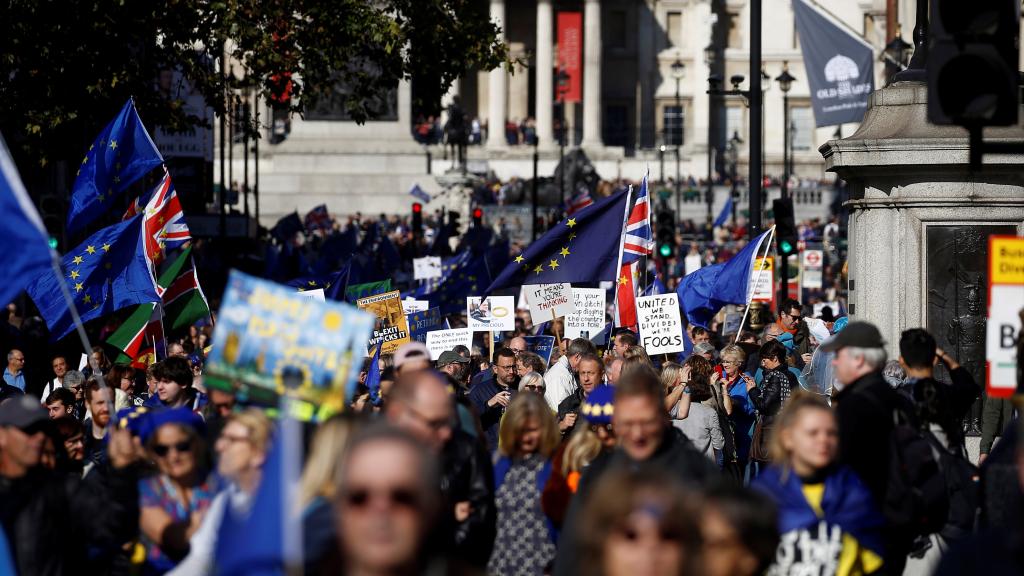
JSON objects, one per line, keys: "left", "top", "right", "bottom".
{"left": 63, "top": 370, "right": 85, "bottom": 389}
{"left": 882, "top": 359, "right": 906, "bottom": 388}
{"left": 844, "top": 346, "right": 888, "bottom": 370}
{"left": 518, "top": 371, "right": 545, "bottom": 391}
{"left": 6, "top": 350, "right": 19, "bottom": 362}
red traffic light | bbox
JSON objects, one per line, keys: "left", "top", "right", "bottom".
{"left": 412, "top": 203, "right": 423, "bottom": 213}
{"left": 472, "top": 208, "right": 483, "bottom": 219}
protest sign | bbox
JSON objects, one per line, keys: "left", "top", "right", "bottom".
{"left": 565, "top": 288, "right": 605, "bottom": 341}
{"left": 205, "top": 270, "right": 375, "bottom": 418}
{"left": 636, "top": 293, "right": 685, "bottom": 355}
{"left": 426, "top": 328, "right": 473, "bottom": 360}
{"left": 407, "top": 307, "right": 442, "bottom": 343}
{"left": 525, "top": 283, "right": 576, "bottom": 325}
{"left": 356, "top": 290, "right": 411, "bottom": 354}
{"left": 750, "top": 257, "right": 774, "bottom": 303}
{"left": 297, "top": 288, "right": 326, "bottom": 302}
{"left": 402, "top": 298, "right": 429, "bottom": 314}
{"left": 413, "top": 256, "right": 442, "bottom": 280}
{"left": 684, "top": 253, "right": 702, "bottom": 276}
{"left": 467, "top": 296, "right": 515, "bottom": 332}
{"left": 523, "top": 335, "right": 557, "bottom": 366}
{"left": 346, "top": 279, "right": 391, "bottom": 302}
{"left": 987, "top": 236, "right": 1024, "bottom": 398}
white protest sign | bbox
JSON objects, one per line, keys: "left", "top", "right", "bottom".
{"left": 517, "top": 285, "right": 531, "bottom": 310}
{"left": 467, "top": 296, "right": 516, "bottom": 332}
{"left": 636, "top": 293, "right": 685, "bottom": 355}
{"left": 297, "top": 288, "right": 326, "bottom": 302}
{"left": 413, "top": 256, "right": 443, "bottom": 280}
{"left": 425, "top": 328, "right": 473, "bottom": 360}
{"left": 684, "top": 253, "right": 703, "bottom": 276}
{"left": 525, "top": 283, "right": 576, "bottom": 325}
{"left": 402, "top": 299, "right": 429, "bottom": 314}
{"left": 565, "top": 288, "right": 606, "bottom": 340}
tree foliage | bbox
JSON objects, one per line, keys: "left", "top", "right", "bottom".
{"left": 0, "top": 0, "right": 509, "bottom": 165}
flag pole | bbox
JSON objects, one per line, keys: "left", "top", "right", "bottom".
{"left": 734, "top": 226, "right": 776, "bottom": 343}
{"left": 48, "top": 252, "right": 109, "bottom": 391}
{"left": 610, "top": 184, "right": 634, "bottom": 343}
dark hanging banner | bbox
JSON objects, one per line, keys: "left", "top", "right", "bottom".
{"left": 792, "top": 0, "right": 875, "bottom": 127}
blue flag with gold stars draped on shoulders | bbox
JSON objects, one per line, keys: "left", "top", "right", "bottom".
{"left": 486, "top": 190, "right": 630, "bottom": 293}
{"left": 66, "top": 99, "right": 164, "bottom": 234}
{"left": 26, "top": 214, "right": 159, "bottom": 341}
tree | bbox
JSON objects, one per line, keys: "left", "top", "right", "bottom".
{"left": 0, "top": 0, "right": 510, "bottom": 166}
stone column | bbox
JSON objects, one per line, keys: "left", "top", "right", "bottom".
{"left": 486, "top": 0, "right": 508, "bottom": 149}
{"left": 535, "top": 0, "right": 555, "bottom": 148}
{"left": 580, "top": 0, "right": 602, "bottom": 148}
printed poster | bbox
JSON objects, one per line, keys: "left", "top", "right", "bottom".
{"left": 356, "top": 290, "right": 412, "bottom": 354}
{"left": 467, "top": 296, "right": 516, "bottom": 332}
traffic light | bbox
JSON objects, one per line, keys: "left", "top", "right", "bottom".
{"left": 656, "top": 209, "right": 676, "bottom": 258}
{"left": 39, "top": 192, "right": 63, "bottom": 251}
{"left": 472, "top": 207, "right": 483, "bottom": 227}
{"left": 927, "top": 0, "right": 1019, "bottom": 127}
{"left": 411, "top": 203, "right": 423, "bottom": 237}
{"left": 773, "top": 198, "right": 797, "bottom": 257}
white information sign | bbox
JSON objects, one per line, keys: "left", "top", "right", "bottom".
{"left": 297, "top": 288, "right": 326, "bottom": 302}
{"left": 565, "top": 288, "right": 606, "bottom": 340}
{"left": 802, "top": 249, "right": 824, "bottom": 289}
{"left": 413, "top": 256, "right": 443, "bottom": 280}
{"left": 425, "top": 328, "right": 473, "bottom": 360}
{"left": 684, "top": 254, "right": 703, "bottom": 276}
{"left": 636, "top": 293, "right": 685, "bottom": 355}
{"left": 467, "top": 296, "right": 516, "bottom": 332}
{"left": 525, "top": 283, "right": 576, "bottom": 325}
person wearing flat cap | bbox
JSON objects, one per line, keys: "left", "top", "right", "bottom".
{"left": 821, "top": 321, "right": 913, "bottom": 574}
{"left": 436, "top": 350, "right": 471, "bottom": 389}
{"left": 0, "top": 394, "right": 143, "bottom": 576}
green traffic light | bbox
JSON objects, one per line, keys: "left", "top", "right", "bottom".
{"left": 48, "top": 237, "right": 58, "bottom": 250}
{"left": 659, "top": 243, "right": 673, "bottom": 257}
{"left": 779, "top": 239, "right": 794, "bottom": 255}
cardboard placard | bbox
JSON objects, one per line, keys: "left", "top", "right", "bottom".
{"left": 987, "top": 236, "right": 1024, "bottom": 398}
{"left": 523, "top": 335, "right": 557, "bottom": 367}
{"left": 425, "top": 328, "right": 474, "bottom": 360}
{"left": 356, "top": 290, "right": 412, "bottom": 354}
{"left": 205, "top": 271, "right": 375, "bottom": 416}
{"left": 525, "top": 283, "right": 576, "bottom": 325}
{"left": 467, "top": 296, "right": 516, "bottom": 332}
{"left": 297, "top": 288, "right": 326, "bottom": 302}
{"left": 407, "top": 308, "right": 443, "bottom": 343}
{"left": 413, "top": 256, "right": 443, "bottom": 280}
{"left": 402, "top": 298, "right": 429, "bottom": 314}
{"left": 750, "top": 257, "right": 774, "bottom": 303}
{"left": 636, "top": 293, "right": 685, "bottom": 355}
{"left": 564, "top": 288, "right": 605, "bottom": 341}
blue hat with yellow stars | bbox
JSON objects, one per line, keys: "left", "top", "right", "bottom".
{"left": 581, "top": 385, "right": 615, "bottom": 426}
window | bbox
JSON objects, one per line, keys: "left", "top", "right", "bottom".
{"left": 663, "top": 105, "right": 684, "bottom": 146}
{"left": 666, "top": 12, "right": 682, "bottom": 49}
{"left": 790, "top": 106, "right": 814, "bottom": 151}
{"left": 727, "top": 12, "right": 742, "bottom": 49}
{"left": 724, "top": 105, "right": 744, "bottom": 143}
{"left": 608, "top": 10, "right": 627, "bottom": 49}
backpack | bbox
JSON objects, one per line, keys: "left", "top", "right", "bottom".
{"left": 880, "top": 401, "right": 978, "bottom": 542}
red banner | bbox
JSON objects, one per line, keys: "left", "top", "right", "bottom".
{"left": 557, "top": 12, "right": 582, "bottom": 103}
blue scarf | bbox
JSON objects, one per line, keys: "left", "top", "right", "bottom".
{"left": 754, "top": 464, "right": 886, "bottom": 556}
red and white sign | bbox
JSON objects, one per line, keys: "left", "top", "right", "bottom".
{"left": 557, "top": 12, "right": 582, "bottom": 103}
{"left": 802, "top": 250, "right": 822, "bottom": 268}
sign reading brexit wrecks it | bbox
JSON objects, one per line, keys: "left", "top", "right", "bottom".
{"left": 357, "top": 290, "right": 412, "bottom": 354}
{"left": 636, "top": 293, "right": 685, "bottom": 355}
{"left": 205, "top": 270, "right": 375, "bottom": 418}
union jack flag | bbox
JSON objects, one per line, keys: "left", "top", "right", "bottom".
{"left": 566, "top": 187, "right": 594, "bottom": 215}
{"left": 615, "top": 173, "right": 653, "bottom": 330}
{"left": 133, "top": 170, "right": 191, "bottom": 272}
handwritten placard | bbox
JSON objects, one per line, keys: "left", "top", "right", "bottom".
{"left": 636, "top": 293, "right": 685, "bottom": 355}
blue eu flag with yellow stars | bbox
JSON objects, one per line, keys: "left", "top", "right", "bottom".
{"left": 66, "top": 99, "right": 164, "bottom": 234}
{"left": 486, "top": 190, "right": 630, "bottom": 292}
{"left": 26, "top": 214, "right": 159, "bottom": 341}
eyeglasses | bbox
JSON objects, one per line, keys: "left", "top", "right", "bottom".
{"left": 523, "top": 384, "right": 545, "bottom": 392}
{"left": 783, "top": 311, "right": 802, "bottom": 322}
{"left": 342, "top": 486, "right": 420, "bottom": 512}
{"left": 495, "top": 363, "right": 516, "bottom": 371}
{"left": 153, "top": 441, "right": 192, "bottom": 457}
{"left": 589, "top": 423, "right": 614, "bottom": 434}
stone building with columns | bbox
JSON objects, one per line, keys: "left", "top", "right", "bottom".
{"left": 223, "top": 0, "right": 923, "bottom": 226}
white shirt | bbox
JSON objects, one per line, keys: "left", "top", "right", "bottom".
{"left": 39, "top": 378, "right": 62, "bottom": 402}
{"left": 543, "top": 356, "right": 577, "bottom": 412}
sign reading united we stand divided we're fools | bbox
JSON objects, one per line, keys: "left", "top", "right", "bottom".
{"left": 636, "top": 293, "right": 686, "bottom": 355}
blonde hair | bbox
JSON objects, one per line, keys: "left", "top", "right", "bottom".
{"left": 660, "top": 362, "right": 684, "bottom": 392}
{"left": 767, "top": 390, "right": 834, "bottom": 466}
{"left": 298, "top": 415, "right": 354, "bottom": 509}
{"left": 720, "top": 343, "right": 747, "bottom": 364}
{"left": 224, "top": 408, "right": 274, "bottom": 455}
{"left": 498, "top": 393, "right": 560, "bottom": 458}
{"left": 562, "top": 425, "right": 603, "bottom": 476}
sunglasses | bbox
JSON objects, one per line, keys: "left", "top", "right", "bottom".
{"left": 153, "top": 441, "right": 192, "bottom": 457}
{"left": 343, "top": 487, "right": 420, "bottom": 511}
{"left": 590, "top": 423, "right": 614, "bottom": 434}
{"left": 523, "top": 384, "right": 545, "bottom": 392}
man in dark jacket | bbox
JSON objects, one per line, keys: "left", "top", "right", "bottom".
{"left": 386, "top": 369, "right": 496, "bottom": 569}
{"left": 555, "top": 353, "right": 603, "bottom": 437}
{"left": 553, "top": 365, "right": 717, "bottom": 576}
{"left": 0, "top": 394, "right": 141, "bottom": 576}
{"left": 468, "top": 347, "right": 519, "bottom": 451}
{"left": 823, "top": 322, "right": 911, "bottom": 573}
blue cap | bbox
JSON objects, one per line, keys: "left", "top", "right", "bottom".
{"left": 141, "top": 407, "right": 205, "bottom": 443}
{"left": 581, "top": 385, "right": 615, "bottom": 425}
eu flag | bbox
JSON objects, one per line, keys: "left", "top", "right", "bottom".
{"left": 0, "top": 134, "right": 52, "bottom": 307}
{"left": 66, "top": 99, "right": 164, "bottom": 234}
{"left": 675, "top": 229, "right": 772, "bottom": 329}
{"left": 418, "top": 240, "right": 509, "bottom": 314}
{"left": 486, "top": 190, "right": 629, "bottom": 292}
{"left": 27, "top": 214, "right": 159, "bottom": 341}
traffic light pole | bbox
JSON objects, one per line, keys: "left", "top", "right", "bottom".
{"left": 532, "top": 137, "right": 539, "bottom": 241}
{"left": 748, "top": 0, "right": 762, "bottom": 240}
{"left": 779, "top": 92, "right": 789, "bottom": 306}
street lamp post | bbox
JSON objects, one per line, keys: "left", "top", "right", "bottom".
{"left": 671, "top": 59, "right": 685, "bottom": 220}
{"left": 703, "top": 43, "right": 716, "bottom": 239}
{"left": 725, "top": 131, "right": 741, "bottom": 225}
{"left": 775, "top": 62, "right": 796, "bottom": 305}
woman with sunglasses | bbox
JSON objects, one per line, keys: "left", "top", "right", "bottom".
{"left": 489, "top": 393, "right": 561, "bottom": 575}
{"left": 578, "top": 468, "right": 703, "bottom": 576}
{"left": 138, "top": 408, "right": 216, "bottom": 575}
{"left": 542, "top": 385, "right": 616, "bottom": 529}
{"left": 717, "top": 344, "right": 757, "bottom": 480}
